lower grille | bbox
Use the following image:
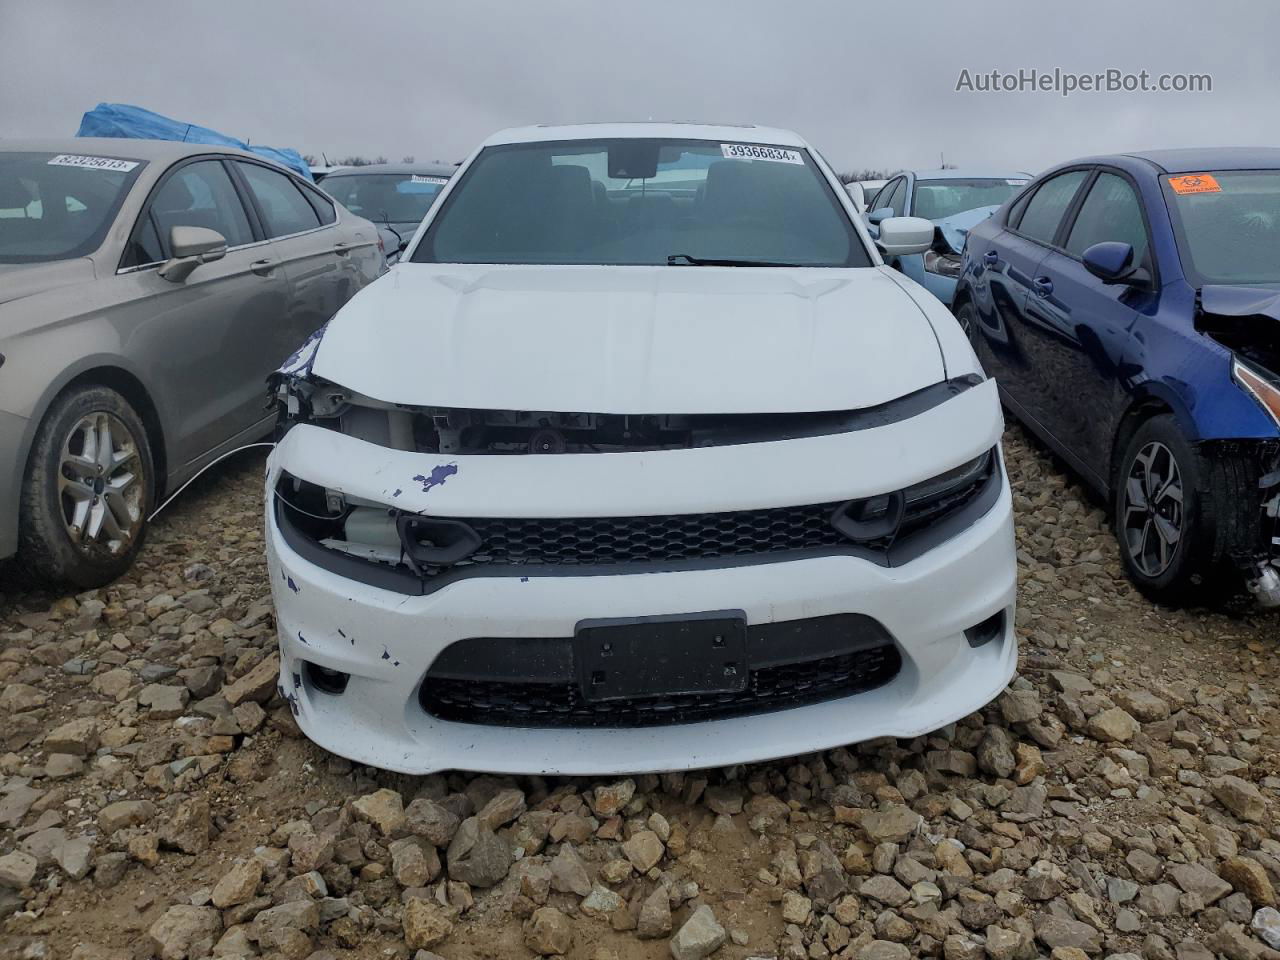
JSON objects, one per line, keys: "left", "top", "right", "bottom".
{"left": 421, "top": 642, "right": 902, "bottom": 729}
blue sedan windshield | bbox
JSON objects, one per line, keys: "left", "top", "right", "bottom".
{"left": 1164, "top": 170, "right": 1280, "bottom": 286}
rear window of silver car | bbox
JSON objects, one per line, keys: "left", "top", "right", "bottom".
{"left": 414, "top": 138, "right": 869, "bottom": 267}
{"left": 0, "top": 152, "right": 146, "bottom": 263}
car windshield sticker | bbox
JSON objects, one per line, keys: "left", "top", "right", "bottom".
{"left": 720, "top": 144, "right": 804, "bottom": 164}
{"left": 1006, "top": 179, "right": 1029, "bottom": 185}
{"left": 410, "top": 175, "right": 448, "bottom": 185}
{"left": 1168, "top": 173, "right": 1221, "bottom": 195}
{"left": 47, "top": 154, "right": 139, "bottom": 172}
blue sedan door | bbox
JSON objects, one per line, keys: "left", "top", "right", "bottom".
{"left": 1027, "top": 170, "right": 1155, "bottom": 483}
{"left": 975, "top": 170, "right": 1089, "bottom": 429}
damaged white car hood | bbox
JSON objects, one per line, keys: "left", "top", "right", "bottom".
{"left": 307, "top": 263, "right": 947, "bottom": 413}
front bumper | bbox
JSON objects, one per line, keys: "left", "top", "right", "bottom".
{"left": 263, "top": 381, "right": 1016, "bottom": 775}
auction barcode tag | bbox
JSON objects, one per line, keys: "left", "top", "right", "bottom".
{"left": 47, "top": 154, "right": 139, "bottom": 172}
{"left": 720, "top": 143, "right": 804, "bottom": 164}
{"left": 410, "top": 175, "right": 448, "bottom": 184}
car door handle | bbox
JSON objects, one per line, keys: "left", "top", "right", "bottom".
{"left": 1032, "top": 276, "right": 1054, "bottom": 297}
{"left": 249, "top": 259, "right": 276, "bottom": 277}
{"left": 332, "top": 242, "right": 351, "bottom": 256}
{"left": 983, "top": 251, "right": 999, "bottom": 266}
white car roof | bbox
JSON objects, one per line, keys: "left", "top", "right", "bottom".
{"left": 481, "top": 122, "right": 809, "bottom": 148}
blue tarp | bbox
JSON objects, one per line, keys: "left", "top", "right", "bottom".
{"left": 76, "top": 103, "right": 313, "bottom": 181}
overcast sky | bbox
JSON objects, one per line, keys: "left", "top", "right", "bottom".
{"left": 3, "top": 0, "right": 1277, "bottom": 175}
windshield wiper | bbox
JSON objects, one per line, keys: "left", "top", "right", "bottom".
{"left": 667, "top": 253, "right": 802, "bottom": 267}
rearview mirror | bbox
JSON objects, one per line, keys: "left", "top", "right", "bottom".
{"left": 159, "top": 226, "right": 227, "bottom": 282}
{"left": 866, "top": 206, "right": 894, "bottom": 226}
{"left": 1082, "top": 241, "right": 1139, "bottom": 285}
{"left": 876, "top": 216, "right": 935, "bottom": 258}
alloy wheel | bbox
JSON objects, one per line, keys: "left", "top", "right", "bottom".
{"left": 1121, "top": 440, "right": 1184, "bottom": 578}
{"left": 57, "top": 412, "right": 145, "bottom": 555}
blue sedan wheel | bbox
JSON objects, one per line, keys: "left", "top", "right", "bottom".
{"left": 1120, "top": 441, "right": 1184, "bottom": 578}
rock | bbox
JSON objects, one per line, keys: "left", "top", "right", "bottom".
{"left": 231, "top": 700, "right": 266, "bottom": 734}
{"left": 476, "top": 788, "right": 526, "bottom": 830}
{"left": 390, "top": 837, "right": 440, "bottom": 888}
{"left": 861, "top": 806, "right": 922, "bottom": 844}
{"left": 223, "top": 654, "right": 280, "bottom": 706}
{"left": 859, "top": 942, "right": 910, "bottom": 960}
{"left": 405, "top": 797, "right": 461, "bottom": 847}
{"left": 622, "top": 830, "right": 665, "bottom": 873}
{"left": 56, "top": 836, "right": 93, "bottom": 879}
{"left": 1211, "top": 776, "right": 1267, "bottom": 823}
{"left": 976, "top": 727, "right": 1016, "bottom": 778}
{"left": 288, "top": 831, "right": 334, "bottom": 873}
{"left": 1169, "top": 862, "right": 1232, "bottom": 905}
{"left": 0, "top": 785, "right": 43, "bottom": 828}
{"left": 139, "top": 683, "right": 190, "bottom": 719}
{"left": 1034, "top": 915, "right": 1100, "bottom": 954}
{"left": 550, "top": 843, "right": 591, "bottom": 897}
{"left": 1049, "top": 671, "right": 1093, "bottom": 696}
{"left": 1086, "top": 707, "right": 1138, "bottom": 743}
{"left": 445, "top": 817, "right": 512, "bottom": 888}
{"left": 781, "top": 890, "right": 812, "bottom": 924}
{"left": 0, "top": 850, "right": 37, "bottom": 889}
{"left": 212, "top": 859, "right": 262, "bottom": 908}
{"left": 581, "top": 885, "right": 624, "bottom": 917}
{"left": 703, "top": 784, "right": 744, "bottom": 816}
{"left": 147, "top": 905, "right": 222, "bottom": 960}
{"left": 524, "top": 906, "right": 572, "bottom": 955}
{"left": 860, "top": 875, "right": 910, "bottom": 907}
{"left": 590, "top": 779, "right": 635, "bottom": 817}
{"left": 1252, "top": 907, "right": 1280, "bottom": 949}
{"left": 351, "top": 788, "right": 405, "bottom": 837}
{"left": 1220, "top": 857, "right": 1275, "bottom": 907}
{"left": 927, "top": 749, "right": 977, "bottom": 777}
{"left": 98, "top": 799, "right": 156, "bottom": 834}
{"left": 254, "top": 901, "right": 318, "bottom": 954}
{"left": 159, "top": 798, "right": 211, "bottom": 855}
{"left": 638, "top": 885, "right": 672, "bottom": 938}
{"left": 43, "top": 718, "right": 98, "bottom": 757}
{"left": 999, "top": 688, "right": 1042, "bottom": 723}
{"left": 0, "top": 683, "right": 47, "bottom": 713}
{"left": 1115, "top": 689, "right": 1170, "bottom": 721}
{"left": 669, "top": 903, "right": 726, "bottom": 960}
{"left": 402, "top": 898, "right": 453, "bottom": 950}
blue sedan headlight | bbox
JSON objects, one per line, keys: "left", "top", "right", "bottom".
{"left": 1233, "top": 357, "right": 1280, "bottom": 428}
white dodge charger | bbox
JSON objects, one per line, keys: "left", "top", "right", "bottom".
{"left": 265, "top": 123, "right": 1017, "bottom": 775}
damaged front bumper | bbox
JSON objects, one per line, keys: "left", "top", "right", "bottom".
{"left": 262, "top": 378, "right": 1017, "bottom": 775}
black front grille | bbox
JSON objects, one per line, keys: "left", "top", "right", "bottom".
{"left": 462, "top": 503, "right": 846, "bottom": 567}
{"left": 421, "top": 643, "right": 902, "bottom": 729}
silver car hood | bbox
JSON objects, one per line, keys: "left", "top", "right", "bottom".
{"left": 0, "top": 259, "right": 97, "bottom": 306}
{"left": 309, "top": 263, "right": 947, "bottom": 414}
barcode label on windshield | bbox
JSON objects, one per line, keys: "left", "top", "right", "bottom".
{"left": 47, "top": 154, "right": 139, "bottom": 172}
{"left": 410, "top": 175, "right": 448, "bottom": 185}
{"left": 720, "top": 144, "right": 804, "bottom": 164}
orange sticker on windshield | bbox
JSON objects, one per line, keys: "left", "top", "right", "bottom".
{"left": 1168, "top": 173, "right": 1221, "bottom": 195}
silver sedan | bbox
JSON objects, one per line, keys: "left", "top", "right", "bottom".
{"left": 0, "top": 138, "right": 384, "bottom": 586}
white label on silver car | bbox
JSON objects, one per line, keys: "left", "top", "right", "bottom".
{"left": 1006, "top": 179, "right": 1029, "bottom": 186}
{"left": 410, "top": 175, "right": 448, "bottom": 184}
{"left": 47, "top": 154, "right": 140, "bottom": 172}
{"left": 720, "top": 144, "right": 804, "bottom": 164}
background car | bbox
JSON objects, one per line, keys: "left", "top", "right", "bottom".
{"left": 319, "top": 162, "right": 455, "bottom": 262}
{"left": 954, "top": 148, "right": 1280, "bottom": 605}
{"left": 0, "top": 138, "right": 384, "bottom": 586}
{"left": 865, "top": 169, "right": 1031, "bottom": 305}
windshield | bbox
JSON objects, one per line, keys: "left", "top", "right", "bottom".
{"left": 911, "top": 178, "right": 1027, "bottom": 221}
{"left": 323, "top": 173, "right": 449, "bottom": 224}
{"left": 414, "top": 138, "right": 868, "bottom": 267}
{"left": 0, "top": 151, "right": 144, "bottom": 263}
{"left": 1163, "top": 170, "right": 1280, "bottom": 286}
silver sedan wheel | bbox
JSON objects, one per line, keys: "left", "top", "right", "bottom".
{"left": 1121, "top": 440, "right": 1184, "bottom": 578}
{"left": 57, "top": 412, "right": 145, "bottom": 555}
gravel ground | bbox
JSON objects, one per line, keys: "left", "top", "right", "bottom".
{"left": 0, "top": 425, "right": 1277, "bottom": 960}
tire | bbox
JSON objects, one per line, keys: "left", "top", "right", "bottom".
{"left": 18, "top": 386, "right": 155, "bottom": 588}
{"left": 1113, "top": 414, "right": 1253, "bottom": 605}
{"left": 954, "top": 301, "right": 980, "bottom": 353}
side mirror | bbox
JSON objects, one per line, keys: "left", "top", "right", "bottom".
{"left": 159, "top": 226, "right": 227, "bottom": 282}
{"left": 866, "top": 206, "right": 894, "bottom": 226}
{"left": 876, "top": 216, "right": 935, "bottom": 257}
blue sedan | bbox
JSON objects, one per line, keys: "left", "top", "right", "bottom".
{"left": 954, "top": 148, "right": 1280, "bottom": 606}
{"left": 865, "top": 169, "right": 1031, "bottom": 305}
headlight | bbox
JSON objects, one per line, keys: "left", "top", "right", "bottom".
{"left": 923, "top": 249, "right": 963, "bottom": 278}
{"left": 1233, "top": 357, "right": 1280, "bottom": 427}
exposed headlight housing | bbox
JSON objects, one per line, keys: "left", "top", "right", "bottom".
{"left": 923, "top": 249, "right": 963, "bottom": 278}
{"left": 1233, "top": 357, "right": 1280, "bottom": 428}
